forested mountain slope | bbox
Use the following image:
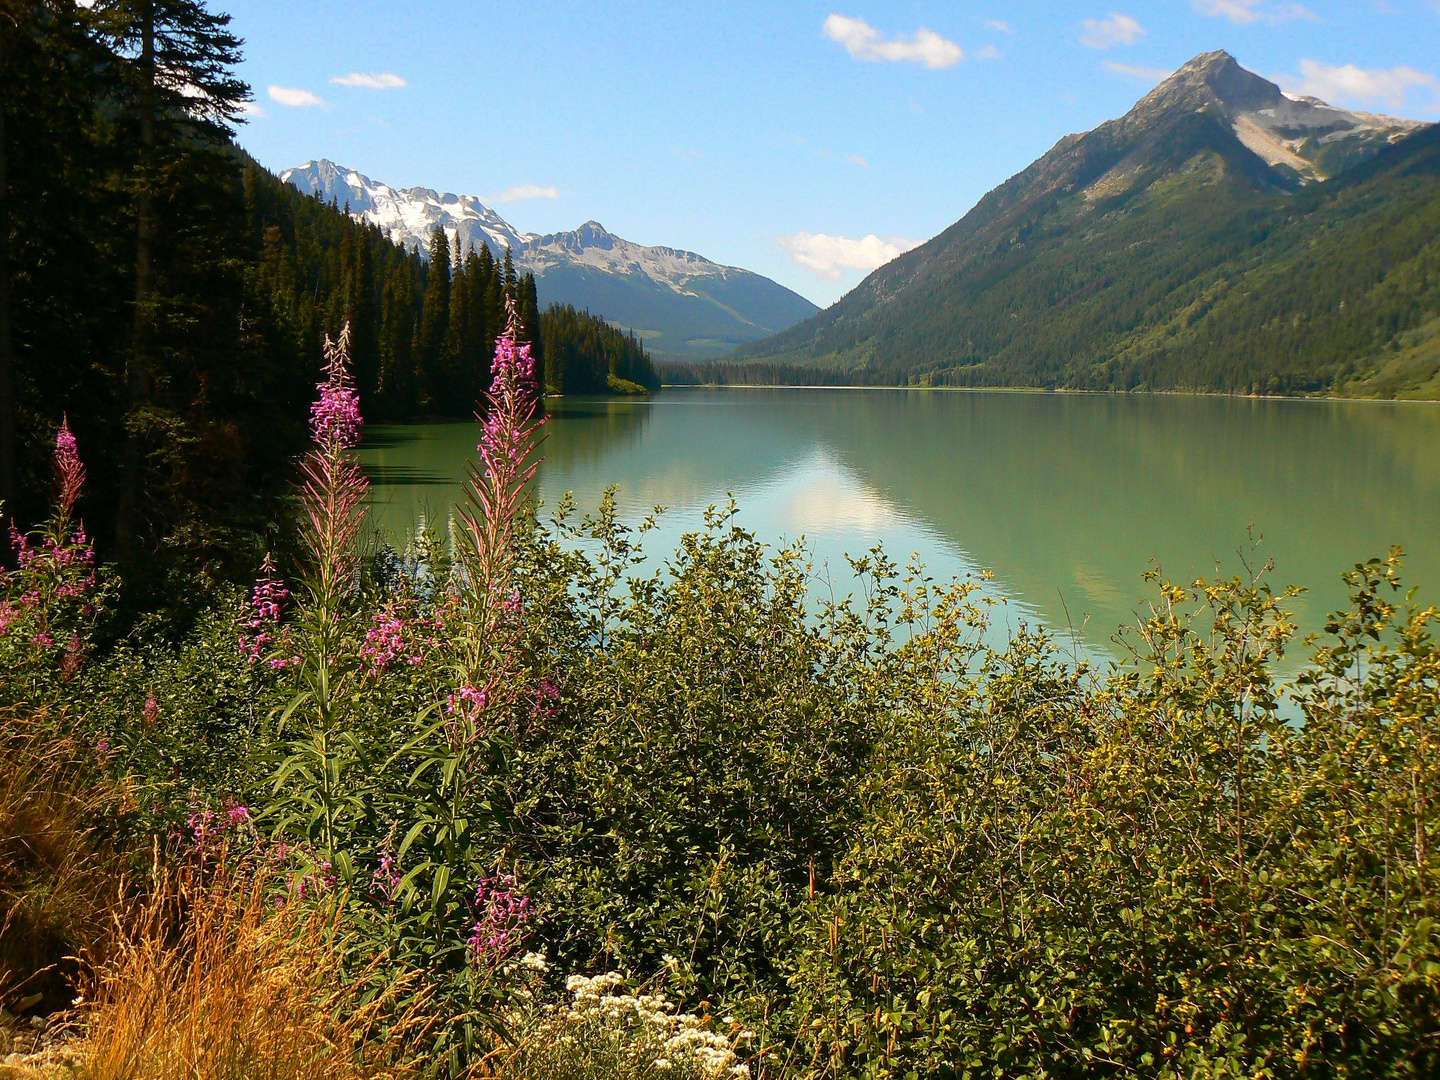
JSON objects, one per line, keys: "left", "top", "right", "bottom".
{"left": 736, "top": 52, "right": 1440, "bottom": 396}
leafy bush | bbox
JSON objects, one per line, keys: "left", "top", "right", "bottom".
{"left": 786, "top": 554, "right": 1440, "bottom": 1078}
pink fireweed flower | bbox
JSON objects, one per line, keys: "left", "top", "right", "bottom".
{"left": 144, "top": 694, "right": 159, "bottom": 725}
{"left": 467, "top": 873, "right": 533, "bottom": 965}
{"left": 310, "top": 381, "right": 363, "bottom": 450}
{"left": 533, "top": 678, "right": 561, "bottom": 718}
{"left": 446, "top": 684, "right": 488, "bottom": 721}
{"left": 54, "top": 417, "right": 86, "bottom": 519}
{"left": 310, "top": 328, "right": 364, "bottom": 450}
{"left": 373, "top": 850, "right": 403, "bottom": 901}
{"left": 360, "top": 605, "right": 427, "bottom": 675}
{"left": 240, "top": 555, "right": 290, "bottom": 664}
{"left": 186, "top": 801, "right": 252, "bottom": 860}
{"left": 9, "top": 521, "right": 31, "bottom": 565}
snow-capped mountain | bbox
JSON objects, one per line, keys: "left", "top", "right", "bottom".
{"left": 278, "top": 160, "right": 819, "bottom": 358}
{"left": 281, "top": 159, "right": 534, "bottom": 256}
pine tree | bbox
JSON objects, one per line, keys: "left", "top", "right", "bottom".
{"left": 519, "top": 272, "right": 542, "bottom": 362}
{"left": 416, "top": 226, "right": 451, "bottom": 411}
{"left": 463, "top": 247, "right": 489, "bottom": 400}
{"left": 444, "top": 237, "right": 472, "bottom": 413}
{"left": 379, "top": 261, "right": 416, "bottom": 416}
{"left": 94, "top": 0, "right": 249, "bottom": 556}
{"left": 349, "top": 225, "right": 379, "bottom": 399}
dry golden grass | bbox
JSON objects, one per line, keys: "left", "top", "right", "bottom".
{"left": 82, "top": 862, "right": 432, "bottom": 1080}
{"left": 0, "top": 707, "right": 128, "bottom": 1018}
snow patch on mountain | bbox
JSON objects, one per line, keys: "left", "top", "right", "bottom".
{"left": 1229, "top": 95, "right": 1424, "bottom": 181}
{"left": 279, "top": 160, "right": 747, "bottom": 295}
{"left": 281, "top": 159, "right": 533, "bottom": 257}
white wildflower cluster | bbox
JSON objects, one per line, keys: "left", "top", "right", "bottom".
{"left": 555, "top": 972, "right": 752, "bottom": 1078}
{"left": 504, "top": 950, "right": 549, "bottom": 974}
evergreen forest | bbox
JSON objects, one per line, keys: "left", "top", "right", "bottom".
{"left": 1, "top": 0, "right": 653, "bottom": 575}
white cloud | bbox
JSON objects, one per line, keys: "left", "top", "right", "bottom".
{"left": 491, "top": 184, "right": 561, "bottom": 202}
{"left": 822, "top": 14, "right": 963, "bottom": 69}
{"left": 1080, "top": 14, "right": 1145, "bottom": 49}
{"left": 845, "top": 153, "right": 870, "bottom": 167}
{"left": 268, "top": 85, "right": 326, "bottom": 108}
{"left": 777, "top": 232, "right": 920, "bottom": 281}
{"left": 331, "top": 72, "right": 407, "bottom": 89}
{"left": 978, "top": 44, "right": 1002, "bottom": 60}
{"left": 236, "top": 99, "right": 266, "bottom": 117}
{"left": 1103, "top": 60, "right": 1174, "bottom": 81}
{"left": 1278, "top": 59, "right": 1439, "bottom": 111}
{"left": 983, "top": 18, "right": 1011, "bottom": 32}
{"left": 1192, "top": 0, "right": 1316, "bottom": 24}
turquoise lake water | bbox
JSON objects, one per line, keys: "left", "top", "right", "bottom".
{"left": 359, "top": 388, "right": 1440, "bottom": 660}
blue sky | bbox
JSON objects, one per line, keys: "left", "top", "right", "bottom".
{"left": 227, "top": 0, "right": 1440, "bottom": 306}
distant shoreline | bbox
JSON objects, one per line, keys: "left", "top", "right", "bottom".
{"left": 656, "top": 383, "right": 1440, "bottom": 405}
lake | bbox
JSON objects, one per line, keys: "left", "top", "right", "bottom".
{"left": 359, "top": 388, "right": 1440, "bottom": 660}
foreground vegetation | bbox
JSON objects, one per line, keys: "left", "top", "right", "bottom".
{"left": 3, "top": 310, "right": 1439, "bottom": 1078}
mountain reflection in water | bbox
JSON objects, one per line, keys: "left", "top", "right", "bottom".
{"left": 359, "top": 388, "right": 1440, "bottom": 659}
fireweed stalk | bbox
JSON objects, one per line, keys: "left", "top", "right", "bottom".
{"left": 1, "top": 418, "right": 101, "bottom": 683}
{"left": 448, "top": 299, "right": 546, "bottom": 742}
{"left": 281, "top": 325, "right": 369, "bottom": 861}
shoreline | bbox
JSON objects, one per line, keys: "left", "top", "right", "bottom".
{"left": 655, "top": 382, "right": 1440, "bottom": 405}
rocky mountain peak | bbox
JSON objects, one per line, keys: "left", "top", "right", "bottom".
{"left": 1132, "top": 50, "right": 1277, "bottom": 118}
{"left": 1112, "top": 51, "right": 1426, "bottom": 184}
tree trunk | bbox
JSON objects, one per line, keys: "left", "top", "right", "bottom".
{"left": 0, "top": 12, "right": 16, "bottom": 512}
{"left": 115, "top": 2, "right": 155, "bottom": 557}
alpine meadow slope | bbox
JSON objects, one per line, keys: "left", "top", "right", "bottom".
{"left": 736, "top": 51, "right": 1440, "bottom": 397}
{"left": 281, "top": 160, "right": 819, "bottom": 361}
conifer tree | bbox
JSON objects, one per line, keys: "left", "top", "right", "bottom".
{"left": 416, "top": 226, "right": 451, "bottom": 411}
{"left": 463, "top": 247, "right": 490, "bottom": 403}
{"left": 379, "top": 262, "right": 416, "bottom": 415}
{"left": 94, "top": 0, "right": 249, "bottom": 555}
{"left": 348, "top": 225, "right": 379, "bottom": 400}
{"left": 444, "top": 238, "right": 472, "bottom": 413}
{"left": 519, "top": 272, "right": 543, "bottom": 364}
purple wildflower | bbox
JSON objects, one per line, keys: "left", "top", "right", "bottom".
{"left": 467, "top": 872, "right": 533, "bottom": 965}
{"left": 240, "top": 555, "right": 290, "bottom": 664}
{"left": 54, "top": 417, "right": 85, "bottom": 519}
{"left": 309, "top": 329, "right": 364, "bottom": 449}
{"left": 373, "top": 848, "right": 403, "bottom": 901}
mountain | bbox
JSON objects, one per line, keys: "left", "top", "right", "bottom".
{"left": 736, "top": 51, "right": 1439, "bottom": 397}
{"left": 279, "top": 160, "right": 818, "bottom": 360}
